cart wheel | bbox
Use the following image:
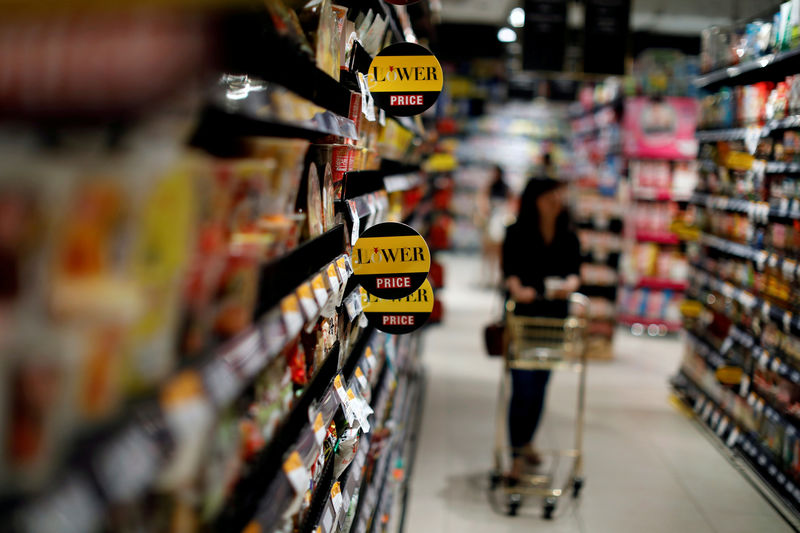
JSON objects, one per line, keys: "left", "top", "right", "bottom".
{"left": 507, "top": 494, "right": 522, "bottom": 516}
{"left": 572, "top": 476, "right": 584, "bottom": 498}
{"left": 489, "top": 471, "right": 502, "bottom": 490}
{"left": 543, "top": 497, "right": 557, "bottom": 520}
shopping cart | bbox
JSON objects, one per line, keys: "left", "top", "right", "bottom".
{"left": 489, "top": 293, "right": 589, "bottom": 519}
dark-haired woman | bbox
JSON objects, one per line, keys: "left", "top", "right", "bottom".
{"left": 478, "top": 165, "right": 512, "bottom": 287}
{"left": 502, "top": 177, "right": 581, "bottom": 480}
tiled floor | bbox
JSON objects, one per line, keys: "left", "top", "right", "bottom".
{"left": 405, "top": 253, "right": 792, "bottom": 533}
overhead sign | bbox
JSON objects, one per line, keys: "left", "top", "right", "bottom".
{"left": 351, "top": 222, "right": 430, "bottom": 299}
{"left": 360, "top": 279, "right": 434, "bottom": 334}
{"left": 368, "top": 42, "right": 443, "bottom": 117}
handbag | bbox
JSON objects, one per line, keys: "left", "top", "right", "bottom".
{"left": 483, "top": 320, "right": 505, "bottom": 356}
{"left": 483, "top": 291, "right": 508, "bottom": 357}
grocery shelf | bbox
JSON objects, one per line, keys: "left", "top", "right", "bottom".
{"left": 625, "top": 277, "right": 688, "bottom": 291}
{"left": 696, "top": 115, "right": 800, "bottom": 143}
{"left": 766, "top": 161, "right": 800, "bottom": 174}
{"left": 214, "top": 341, "right": 344, "bottom": 532}
{"left": 728, "top": 326, "right": 800, "bottom": 387}
{"left": 635, "top": 231, "right": 681, "bottom": 245}
{"left": 579, "top": 284, "right": 618, "bottom": 300}
{"left": 617, "top": 315, "right": 682, "bottom": 332}
{"left": 690, "top": 192, "right": 800, "bottom": 222}
{"left": 632, "top": 188, "right": 693, "bottom": 202}
{"left": 693, "top": 46, "right": 800, "bottom": 90}
{"left": 673, "top": 371, "right": 800, "bottom": 524}
{"left": 690, "top": 265, "right": 800, "bottom": 336}
{"left": 576, "top": 218, "right": 624, "bottom": 233}
{"left": 581, "top": 251, "right": 622, "bottom": 268}
{"left": 254, "top": 224, "right": 346, "bottom": 318}
{"left": 695, "top": 128, "right": 749, "bottom": 142}
{"left": 567, "top": 96, "right": 623, "bottom": 119}
{"left": 686, "top": 332, "right": 800, "bottom": 440}
{"left": 699, "top": 232, "right": 800, "bottom": 277}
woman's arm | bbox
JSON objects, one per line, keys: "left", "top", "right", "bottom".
{"left": 502, "top": 225, "right": 537, "bottom": 303}
{"left": 506, "top": 275, "right": 536, "bottom": 303}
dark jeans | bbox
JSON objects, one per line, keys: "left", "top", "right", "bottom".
{"left": 509, "top": 369, "right": 551, "bottom": 455}
{"left": 506, "top": 297, "right": 562, "bottom": 456}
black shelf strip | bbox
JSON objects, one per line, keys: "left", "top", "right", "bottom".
{"left": 219, "top": 8, "right": 354, "bottom": 118}
{"left": 190, "top": 106, "right": 356, "bottom": 158}
{"left": 578, "top": 284, "right": 617, "bottom": 300}
{"left": 342, "top": 167, "right": 420, "bottom": 200}
{"left": 300, "top": 451, "right": 337, "bottom": 533}
{"left": 581, "top": 251, "right": 621, "bottom": 268}
{"left": 344, "top": 171, "right": 393, "bottom": 200}
{"left": 576, "top": 219, "right": 624, "bottom": 233}
{"left": 379, "top": 158, "right": 421, "bottom": 176}
{"left": 694, "top": 47, "right": 800, "bottom": 90}
{"left": 215, "top": 342, "right": 341, "bottom": 533}
{"left": 254, "top": 224, "right": 345, "bottom": 319}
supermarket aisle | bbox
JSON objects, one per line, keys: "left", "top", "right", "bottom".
{"left": 405, "top": 253, "right": 792, "bottom": 533}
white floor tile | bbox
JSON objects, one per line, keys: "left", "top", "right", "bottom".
{"left": 405, "top": 253, "right": 794, "bottom": 533}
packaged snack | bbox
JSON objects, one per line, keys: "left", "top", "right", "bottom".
{"left": 333, "top": 427, "right": 360, "bottom": 478}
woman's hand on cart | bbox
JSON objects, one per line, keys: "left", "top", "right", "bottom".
{"left": 506, "top": 276, "right": 537, "bottom": 303}
{"left": 545, "top": 275, "right": 581, "bottom": 300}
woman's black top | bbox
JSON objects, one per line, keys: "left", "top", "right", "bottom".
{"left": 502, "top": 221, "right": 582, "bottom": 317}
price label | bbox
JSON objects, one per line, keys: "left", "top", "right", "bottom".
{"left": 281, "top": 294, "right": 304, "bottom": 338}
{"left": 726, "top": 427, "right": 741, "bottom": 447}
{"left": 365, "top": 347, "right": 377, "bottom": 369}
{"left": 355, "top": 366, "right": 369, "bottom": 390}
{"left": 283, "top": 451, "right": 310, "bottom": 494}
{"left": 701, "top": 402, "right": 714, "bottom": 421}
{"left": 313, "top": 413, "right": 326, "bottom": 446}
{"left": 334, "top": 374, "right": 348, "bottom": 403}
{"left": 740, "top": 374, "right": 751, "bottom": 396}
{"left": 356, "top": 72, "right": 376, "bottom": 122}
{"left": 296, "top": 282, "right": 318, "bottom": 322}
{"left": 337, "top": 256, "right": 349, "bottom": 284}
{"left": 710, "top": 410, "right": 721, "bottom": 428}
{"left": 312, "top": 274, "right": 330, "bottom": 309}
{"left": 331, "top": 482, "right": 343, "bottom": 518}
{"left": 717, "top": 417, "right": 729, "bottom": 436}
{"left": 348, "top": 200, "right": 360, "bottom": 244}
{"left": 327, "top": 263, "right": 341, "bottom": 295}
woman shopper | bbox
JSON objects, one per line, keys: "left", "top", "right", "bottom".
{"left": 477, "top": 164, "right": 512, "bottom": 287}
{"left": 502, "top": 175, "right": 581, "bottom": 480}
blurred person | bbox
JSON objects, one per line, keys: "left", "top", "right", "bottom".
{"left": 501, "top": 175, "right": 581, "bottom": 480}
{"left": 477, "top": 164, "right": 511, "bottom": 287}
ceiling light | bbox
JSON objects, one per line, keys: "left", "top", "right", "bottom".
{"left": 509, "top": 7, "right": 525, "bottom": 28}
{"left": 497, "top": 27, "right": 517, "bottom": 43}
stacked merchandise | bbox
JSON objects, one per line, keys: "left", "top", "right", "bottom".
{"left": 699, "top": 2, "right": 800, "bottom": 79}
{"left": 618, "top": 93, "right": 700, "bottom": 336}
{"left": 0, "top": 2, "right": 431, "bottom": 533}
{"left": 674, "top": 8, "right": 800, "bottom": 519}
{"left": 569, "top": 81, "right": 625, "bottom": 359}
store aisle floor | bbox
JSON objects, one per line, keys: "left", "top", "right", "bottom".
{"left": 405, "top": 253, "right": 792, "bottom": 533}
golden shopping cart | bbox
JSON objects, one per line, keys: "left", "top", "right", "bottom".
{"left": 489, "top": 293, "right": 589, "bottom": 519}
